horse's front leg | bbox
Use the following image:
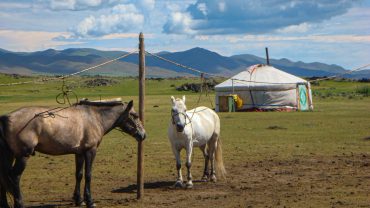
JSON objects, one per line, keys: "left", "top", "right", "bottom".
{"left": 83, "top": 149, "right": 96, "bottom": 208}
{"left": 172, "top": 146, "right": 183, "bottom": 188}
{"left": 11, "top": 157, "right": 28, "bottom": 208}
{"left": 185, "top": 140, "right": 193, "bottom": 188}
{"left": 73, "top": 154, "right": 85, "bottom": 206}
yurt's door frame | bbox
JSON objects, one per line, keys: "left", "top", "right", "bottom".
{"left": 297, "top": 83, "right": 310, "bottom": 111}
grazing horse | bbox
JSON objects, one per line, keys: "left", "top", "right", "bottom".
{"left": 0, "top": 98, "right": 146, "bottom": 208}
{"left": 168, "top": 96, "right": 226, "bottom": 188}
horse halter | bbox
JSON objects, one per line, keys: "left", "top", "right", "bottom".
{"left": 113, "top": 105, "right": 141, "bottom": 135}
{"left": 171, "top": 109, "right": 192, "bottom": 126}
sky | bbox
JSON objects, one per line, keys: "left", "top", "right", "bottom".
{"left": 0, "top": 0, "right": 369, "bottom": 69}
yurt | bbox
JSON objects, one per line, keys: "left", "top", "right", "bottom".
{"left": 215, "top": 64, "right": 313, "bottom": 112}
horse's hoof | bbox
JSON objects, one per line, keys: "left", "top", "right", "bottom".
{"left": 186, "top": 181, "right": 193, "bottom": 189}
{"left": 73, "top": 195, "right": 84, "bottom": 206}
{"left": 174, "top": 181, "right": 184, "bottom": 188}
{"left": 75, "top": 201, "right": 85, "bottom": 206}
{"left": 86, "top": 202, "right": 96, "bottom": 208}
{"left": 210, "top": 175, "right": 217, "bottom": 182}
{"left": 201, "top": 176, "right": 209, "bottom": 182}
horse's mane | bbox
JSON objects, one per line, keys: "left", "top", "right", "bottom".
{"left": 77, "top": 98, "right": 123, "bottom": 106}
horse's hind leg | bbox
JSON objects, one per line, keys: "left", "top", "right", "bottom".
{"left": 208, "top": 136, "right": 218, "bottom": 182}
{"left": 11, "top": 157, "right": 28, "bottom": 208}
{"left": 83, "top": 149, "right": 96, "bottom": 208}
{"left": 200, "top": 145, "right": 209, "bottom": 182}
{"left": 73, "top": 154, "right": 85, "bottom": 206}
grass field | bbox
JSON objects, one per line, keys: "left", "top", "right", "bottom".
{"left": 0, "top": 74, "right": 370, "bottom": 208}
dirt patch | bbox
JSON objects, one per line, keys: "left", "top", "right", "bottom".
{"left": 23, "top": 153, "right": 370, "bottom": 208}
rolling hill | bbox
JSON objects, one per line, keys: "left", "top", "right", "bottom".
{"left": 0, "top": 47, "right": 368, "bottom": 79}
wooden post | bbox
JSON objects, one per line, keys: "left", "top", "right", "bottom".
{"left": 265, "top": 47, "right": 270, "bottom": 65}
{"left": 137, "top": 32, "right": 145, "bottom": 200}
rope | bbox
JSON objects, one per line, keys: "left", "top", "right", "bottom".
{"left": 55, "top": 79, "right": 78, "bottom": 106}
{"left": 196, "top": 74, "right": 214, "bottom": 108}
{"left": 311, "top": 63, "right": 370, "bottom": 82}
{"left": 61, "top": 51, "right": 137, "bottom": 78}
{"left": 34, "top": 107, "right": 70, "bottom": 119}
{"left": 0, "top": 51, "right": 138, "bottom": 86}
{"left": 145, "top": 51, "right": 222, "bottom": 77}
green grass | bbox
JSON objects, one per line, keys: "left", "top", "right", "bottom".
{"left": 0, "top": 75, "right": 370, "bottom": 207}
{"left": 312, "top": 79, "right": 370, "bottom": 99}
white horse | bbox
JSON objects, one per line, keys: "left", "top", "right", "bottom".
{"left": 168, "top": 96, "right": 226, "bottom": 188}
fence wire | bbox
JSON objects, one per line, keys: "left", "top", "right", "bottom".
{"left": 145, "top": 51, "right": 223, "bottom": 78}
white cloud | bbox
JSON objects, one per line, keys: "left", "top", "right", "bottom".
{"left": 218, "top": 1, "right": 225, "bottom": 12}
{"left": 201, "top": 34, "right": 370, "bottom": 44}
{"left": 100, "top": 33, "right": 140, "bottom": 40}
{"left": 163, "top": 12, "right": 195, "bottom": 35}
{"left": 277, "top": 23, "right": 311, "bottom": 34}
{"left": 100, "top": 33, "right": 154, "bottom": 40}
{"left": 164, "top": 0, "right": 358, "bottom": 35}
{"left": 48, "top": 0, "right": 156, "bottom": 11}
{"left": 309, "top": 35, "right": 370, "bottom": 43}
{"left": 50, "top": 0, "right": 103, "bottom": 10}
{"left": 0, "top": 30, "right": 84, "bottom": 51}
{"left": 139, "top": 0, "right": 155, "bottom": 11}
{"left": 0, "top": 2, "right": 32, "bottom": 9}
{"left": 197, "top": 3, "right": 207, "bottom": 16}
{"left": 50, "top": 0, "right": 74, "bottom": 10}
{"left": 72, "top": 4, "right": 144, "bottom": 37}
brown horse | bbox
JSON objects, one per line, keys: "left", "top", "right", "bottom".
{"left": 0, "top": 98, "right": 146, "bottom": 208}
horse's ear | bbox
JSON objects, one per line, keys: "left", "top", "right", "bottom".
{"left": 171, "top": 96, "right": 175, "bottom": 104}
{"left": 182, "top": 95, "right": 186, "bottom": 103}
{"left": 124, "top": 100, "right": 133, "bottom": 114}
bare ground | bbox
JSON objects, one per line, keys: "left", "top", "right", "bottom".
{"left": 21, "top": 153, "right": 370, "bottom": 208}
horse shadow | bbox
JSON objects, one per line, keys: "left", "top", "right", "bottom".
{"left": 26, "top": 200, "right": 73, "bottom": 208}
{"left": 112, "top": 181, "right": 174, "bottom": 193}
{"left": 112, "top": 180, "right": 208, "bottom": 193}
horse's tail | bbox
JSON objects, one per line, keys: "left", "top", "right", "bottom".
{"left": 215, "top": 137, "right": 226, "bottom": 179}
{"left": 0, "top": 116, "right": 14, "bottom": 202}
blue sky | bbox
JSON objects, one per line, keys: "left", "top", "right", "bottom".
{"left": 0, "top": 0, "right": 369, "bottom": 69}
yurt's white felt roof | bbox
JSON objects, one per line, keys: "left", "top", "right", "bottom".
{"left": 215, "top": 64, "right": 308, "bottom": 91}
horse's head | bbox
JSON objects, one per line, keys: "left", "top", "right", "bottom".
{"left": 170, "top": 95, "right": 189, "bottom": 133}
{"left": 118, "top": 100, "right": 146, "bottom": 141}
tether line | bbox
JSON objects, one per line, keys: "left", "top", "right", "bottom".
{"left": 145, "top": 51, "right": 222, "bottom": 77}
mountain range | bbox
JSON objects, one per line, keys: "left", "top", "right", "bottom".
{"left": 0, "top": 47, "right": 368, "bottom": 79}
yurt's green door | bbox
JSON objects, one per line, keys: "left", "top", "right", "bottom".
{"left": 298, "top": 84, "right": 309, "bottom": 111}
